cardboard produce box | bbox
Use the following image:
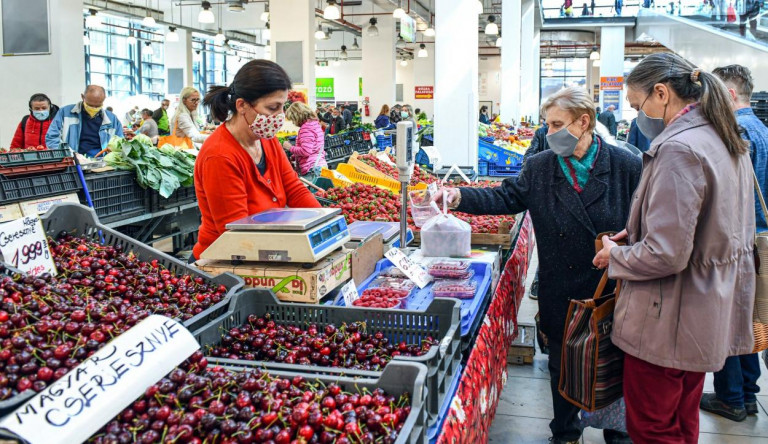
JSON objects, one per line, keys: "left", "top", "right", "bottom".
{"left": 19, "top": 193, "right": 79, "bottom": 216}
{"left": 0, "top": 203, "right": 23, "bottom": 223}
{"left": 197, "top": 249, "right": 353, "bottom": 303}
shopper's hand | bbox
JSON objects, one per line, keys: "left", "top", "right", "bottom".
{"left": 610, "top": 229, "right": 628, "bottom": 242}
{"left": 282, "top": 141, "right": 292, "bottom": 151}
{"left": 431, "top": 188, "right": 461, "bottom": 209}
{"left": 593, "top": 235, "right": 617, "bottom": 269}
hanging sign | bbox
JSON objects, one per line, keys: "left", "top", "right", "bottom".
{"left": 316, "top": 78, "right": 335, "bottom": 99}
{"left": 400, "top": 15, "right": 416, "bottom": 43}
{"left": 603, "top": 90, "right": 621, "bottom": 110}
{"left": 415, "top": 86, "right": 434, "bottom": 99}
{"left": 600, "top": 77, "right": 624, "bottom": 90}
{"left": 0, "top": 315, "right": 199, "bottom": 444}
{"left": 0, "top": 216, "right": 56, "bottom": 276}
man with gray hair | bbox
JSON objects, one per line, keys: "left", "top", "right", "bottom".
{"left": 46, "top": 85, "right": 124, "bottom": 156}
{"left": 597, "top": 104, "right": 617, "bottom": 137}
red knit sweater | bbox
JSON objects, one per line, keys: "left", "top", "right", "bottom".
{"left": 193, "top": 124, "right": 320, "bottom": 259}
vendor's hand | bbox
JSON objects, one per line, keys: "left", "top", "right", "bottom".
{"left": 610, "top": 229, "right": 628, "bottom": 242}
{"left": 593, "top": 235, "right": 617, "bottom": 269}
{"left": 282, "top": 141, "right": 292, "bottom": 151}
{"left": 431, "top": 187, "right": 461, "bottom": 209}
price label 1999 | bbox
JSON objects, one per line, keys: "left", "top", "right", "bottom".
{"left": 0, "top": 216, "right": 56, "bottom": 276}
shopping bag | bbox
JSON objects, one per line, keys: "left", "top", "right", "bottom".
{"left": 578, "top": 398, "right": 627, "bottom": 433}
{"left": 751, "top": 172, "right": 768, "bottom": 352}
{"left": 559, "top": 270, "right": 624, "bottom": 412}
{"left": 420, "top": 195, "right": 471, "bottom": 257}
{"left": 158, "top": 119, "right": 193, "bottom": 150}
{"left": 727, "top": 3, "right": 737, "bottom": 22}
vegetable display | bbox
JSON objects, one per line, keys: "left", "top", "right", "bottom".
{"left": 104, "top": 135, "right": 195, "bottom": 198}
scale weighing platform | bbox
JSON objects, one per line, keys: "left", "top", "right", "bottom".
{"left": 345, "top": 221, "right": 413, "bottom": 253}
{"left": 200, "top": 208, "right": 350, "bottom": 264}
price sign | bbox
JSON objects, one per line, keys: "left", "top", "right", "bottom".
{"left": 341, "top": 280, "right": 360, "bottom": 306}
{"left": 0, "top": 315, "right": 200, "bottom": 444}
{"left": 0, "top": 216, "right": 56, "bottom": 276}
{"left": 384, "top": 248, "right": 431, "bottom": 288}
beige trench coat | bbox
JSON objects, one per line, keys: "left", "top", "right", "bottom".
{"left": 609, "top": 107, "right": 756, "bottom": 373}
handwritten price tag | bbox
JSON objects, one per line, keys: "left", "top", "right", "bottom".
{"left": 0, "top": 315, "right": 199, "bottom": 444}
{"left": 341, "top": 280, "right": 360, "bottom": 306}
{"left": 384, "top": 248, "right": 431, "bottom": 288}
{"left": 0, "top": 216, "right": 56, "bottom": 276}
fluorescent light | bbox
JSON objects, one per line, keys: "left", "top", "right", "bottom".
{"left": 127, "top": 32, "right": 137, "bottom": 45}
{"left": 198, "top": 1, "right": 215, "bottom": 24}
{"left": 324, "top": 0, "right": 341, "bottom": 20}
{"left": 143, "top": 15, "right": 156, "bottom": 27}
{"left": 424, "top": 26, "right": 435, "bottom": 37}
{"left": 83, "top": 32, "right": 90, "bottom": 46}
{"left": 85, "top": 9, "right": 101, "bottom": 28}
{"left": 417, "top": 43, "right": 428, "bottom": 57}
{"left": 315, "top": 25, "right": 326, "bottom": 40}
{"left": 393, "top": 7, "right": 405, "bottom": 18}
{"left": 166, "top": 26, "right": 179, "bottom": 42}
{"left": 496, "top": 36, "right": 502, "bottom": 47}
{"left": 367, "top": 18, "right": 379, "bottom": 37}
{"left": 485, "top": 15, "right": 498, "bottom": 35}
{"left": 400, "top": 59, "right": 408, "bottom": 66}
{"left": 144, "top": 42, "right": 154, "bottom": 55}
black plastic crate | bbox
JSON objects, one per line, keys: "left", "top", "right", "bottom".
{"left": 0, "top": 166, "right": 82, "bottom": 204}
{"left": 194, "top": 289, "right": 462, "bottom": 423}
{"left": 325, "top": 143, "right": 354, "bottom": 160}
{"left": 324, "top": 135, "right": 345, "bottom": 148}
{"left": 0, "top": 148, "right": 71, "bottom": 168}
{"left": 82, "top": 170, "right": 149, "bottom": 223}
{"left": 149, "top": 184, "right": 197, "bottom": 211}
{"left": 219, "top": 361, "right": 428, "bottom": 444}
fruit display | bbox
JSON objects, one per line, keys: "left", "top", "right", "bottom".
{"left": 88, "top": 356, "right": 414, "bottom": 444}
{"left": 0, "top": 145, "right": 48, "bottom": 153}
{"left": 287, "top": 90, "right": 308, "bottom": 105}
{"left": 368, "top": 277, "right": 417, "bottom": 293}
{"left": 205, "top": 314, "right": 435, "bottom": 370}
{"left": 353, "top": 288, "right": 409, "bottom": 309}
{"left": 0, "top": 233, "right": 230, "bottom": 400}
{"left": 432, "top": 279, "right": 477, "bottom": 299}
{"left": 516, "top": 127, "right": 535, "bottom": 138}
{"left": 355, "top": 154, "right": 437, "bottom": 185}
{"left": 317, "top": 182, "right": 515, "bottom": 234}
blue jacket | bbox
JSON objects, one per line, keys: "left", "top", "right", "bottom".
{"left": 46, "top": 102, "right": 124, "bottom": 156}
{"left": 737, "top": 107, "right": 768, "bottom": 231}
{"left": 374, "top": 114, "right": 395, "bottom": 130}
{"left": 627, "top": 119, "right": 651, "bottom": 152}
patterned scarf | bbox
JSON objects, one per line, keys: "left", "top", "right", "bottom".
{"left": 558, "top": 136, "right": 601, "bottom": 193}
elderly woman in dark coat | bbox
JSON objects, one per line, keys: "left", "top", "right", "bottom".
{"left": 436, "top": 87, "right": 642, "bottom": 444}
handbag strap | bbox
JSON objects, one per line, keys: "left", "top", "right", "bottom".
{"left": 593, "top": 270, "right": 622, "bottom": 300}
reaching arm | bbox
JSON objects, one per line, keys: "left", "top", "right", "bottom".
{"left": 456, "top": 165, "right": 531, "bottom": 215}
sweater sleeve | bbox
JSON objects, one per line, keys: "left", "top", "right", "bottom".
{"left": 10, "top": 120, "right": 24, "bottom": 149}
{"left": 609, "top": 143, "right": 705, "bottom": 281}
{"left": 456, "top": 164, "right": 531, "bottom": 215}
{"left": 290, "top": 123, "right": 322, "bottom": 157}
{"left": 200, "top": 154, "right": 251, "bottom": 235}
{"left": 177, "top": 114, "right": 207, "bottom": 143}
{"left": 273, "top": 141, "right": 321, "bottom": 208}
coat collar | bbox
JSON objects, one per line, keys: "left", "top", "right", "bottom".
{"left": 645, "top": 107, "right": 707, "bottom": 158}
{"left": 552, "top": 136, "right": 612, "bottom": 236}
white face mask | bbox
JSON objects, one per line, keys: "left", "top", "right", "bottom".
{"left": 546, "top": 121, "right": 583, "bottom": 158}
{"left": 246, "top": 107, "right": 285, "bottom": 139}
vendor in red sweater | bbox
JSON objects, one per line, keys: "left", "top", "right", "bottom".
{"left": 10, "top": 93, "right": 59, "bottom": 149}
{"left": 192, "top": 60, "right": 320, "bottom": 260}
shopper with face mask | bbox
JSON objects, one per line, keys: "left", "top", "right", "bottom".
{"left": 10, "top": 93, "right": 59, "bottom": 149}
{"left": 434, "top": 86, "right": 642, "bottom": 444}
{"left": 593, "top": 53, "right": 755, "bottom": 443}
{"left": 46, "top": 85, "right": 124, "bottom": 156}
{"left": 192, "top": 60, "right": 320, "bottom": 261}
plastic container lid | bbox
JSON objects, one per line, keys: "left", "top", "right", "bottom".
{"left": 433, "top": 279, "right": 477, "bottom": 299}
{"left": 428, "top": 260, "right": 472, "bottom": 278}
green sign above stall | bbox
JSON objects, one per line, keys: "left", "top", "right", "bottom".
{"left": 316, "top": 78, "right": 335, "bottom": 98}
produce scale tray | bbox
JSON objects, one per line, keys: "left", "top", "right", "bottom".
{"left": 336, "top": 258, "right": 493, "bottom": 337}
{"left": 194, "top": 289, "right": 461, "bottom": 422}
{"left": 218, "top": 361, "right": 429, "bottom": 444}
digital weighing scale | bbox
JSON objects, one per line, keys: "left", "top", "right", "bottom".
{"left": 199, "top": 208, "right": 350, "bottom": 264}
{"left": 345, "top": 221, "right": 413, "bottom": 253}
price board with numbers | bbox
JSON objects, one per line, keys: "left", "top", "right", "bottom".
{"left": 0, "top": 216, "right": 56, "bottom": 276}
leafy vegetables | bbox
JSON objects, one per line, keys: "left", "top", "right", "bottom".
{"left": 104, "top": 136, "right": 195, "bottom": 198}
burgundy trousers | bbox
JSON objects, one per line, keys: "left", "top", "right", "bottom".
{"left": 624, "top": 353, "right": 706, "bottom": 444}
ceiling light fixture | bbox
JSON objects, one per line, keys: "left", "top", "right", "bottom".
{"left": 260, "top": 3, "right": 269, "bottom": 21}
{"left": 424, "top": 26, "right": 435, "bottom": 37}
{"left": 228, "top": 1, "right": 245, "bottom": 12}
{"left": 495, "top": 34, "right": 502, "bottom": 47}
{"left": 352, "top": 37, "right": 359, "bottom": 49}
{"left": 400, "top": 59, "right": 408, "bottom": 66}
{"left": 83, "top": 31, "right": 90, "bottom": 46}
{"left": 485, "top": 15, "right": 498, "bottom": 35}
{"left": 143, "top": 0, "right": 156, "bottom": 27}
{"left": 393, "top": 2, "right": 405, "bottom": 18}
{"left": 417, "top": 43, "right": 428, "bottom": 57}
{"left": 477, "top": 0, "right": 484, "bottom": 14}
{"left": 396, "top": 36, "right": 406, "bottom": 49}
{"left": 367, "top": 17, "right": 379, "bottom": 37}
{"left": 85, "top": 9, "right": 101, "bottom": 28}
{"left": 198, "top": 1, "right": 215, "bottom": 24}
{"left": 127, "top": 30, "right": 137, "bottom": 45}
{"left": 166, "top": 26, "right": 179, "bottom": 42}
{"left": 144, "top": 41, "right": 154, "bottom": 55}
{"left": 263, "top": 23, "right": 271, "bottom": 41}
{"left": 315, "top": 24, "right": 326, "bottom": 40}
{"left": 215, "top": 29, "right": 226, "bottom": 43}
{"left": 324, "top": 0, "right": 341, "bottom": 20}
{"left": 340, "top": 45, "right": 348, "bottom": 60}
{"left": 589, "top": 46, "right": 600, "bottom": 60}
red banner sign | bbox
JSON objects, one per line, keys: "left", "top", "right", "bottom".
{"left": 415, "top": 86, "right": 434, "bottom": 99}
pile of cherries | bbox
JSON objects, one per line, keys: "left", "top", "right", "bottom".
{"left": 89, "top": 354, "right": 412, "bottom": 444}
{"left": 206, "top": 314, "right": 436, "bottom": 371}
{"left": 0, "top": 233, "right": 229, "bottom": 400}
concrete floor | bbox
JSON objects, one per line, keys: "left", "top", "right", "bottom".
{"left": 488, "top": 252, "right": 768, "bottom": 443}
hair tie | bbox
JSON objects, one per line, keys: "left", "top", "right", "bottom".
{"left": 229, "top": 84, "right": 236, "bottom": 97}
{"left": 690, "top": 69, "right": 701, "bottom": 84}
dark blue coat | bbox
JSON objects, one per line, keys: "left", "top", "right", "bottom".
{"left": 457, "top": 139, "right": 642, "bottom": 339}
{"left": 627, "top": 119, "right": 651, "bottom": 152}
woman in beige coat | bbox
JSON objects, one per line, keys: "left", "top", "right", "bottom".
{"left": 593, "top": 53, "right": 755, "bottom": 443}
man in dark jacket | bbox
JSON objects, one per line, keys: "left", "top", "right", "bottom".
{"left": 597, "top": 104, "right": 618, "bottom": 136}
{"left": 626, "top": 118, "right": 651, "bottom": 152}
{"left": 10, "top": 93, "right": 59, "bottom": 149}
{"left": 390, "top": 104, "right": 402, "bottom": 124}
{"left": 152, "top": 99, "right": 171, "bottom": 136}
{"left": 339, "top": 104, "right": 353, "bottom": 128}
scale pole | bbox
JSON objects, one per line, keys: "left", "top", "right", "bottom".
{"left": 400, "top": 181, "right": 408, "bottom": 251}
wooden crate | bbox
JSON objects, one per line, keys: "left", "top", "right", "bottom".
{"left": 412, "top": 220, "right": 513, "bottom": 248}
{"left": 507, "top": 323, "right": 536, "bottom": 365}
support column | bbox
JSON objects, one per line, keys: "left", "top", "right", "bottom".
{"left": 500, "top": 0, "right": 521, "bottom": 123}
{"left": 362, "top": 15, "right": 396, "bottom": 124}
{"left": 434, "top": 0, "right": 479, "bottom": 168}
{"left": 519, "top": 0, "right": 537, "bottom": 122}
{"left": 413, "top": 43, "right": 435, "bottom": 119}
{"left": 270, "top": 0, "right": 315, "bottom": 106}
{"left": 165, "top": 28, "right": 194, "bottom": 92}
{"left": 599, "top": 27, "right": 626, "bottom": 120}
{"left": 0, "top": 0, "right": 84, "bottom": 145}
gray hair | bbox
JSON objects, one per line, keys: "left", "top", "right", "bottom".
{"left": 540, "top": 87, "right": 597, "bottom": 132}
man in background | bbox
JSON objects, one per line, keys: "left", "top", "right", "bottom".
{"left": 138, "top": 108, "right": 159, "bottom": 144}
{"left": 597, "top": 104, "right": 617, "bottom": 136}
{"left": 152, "top": 99, "right": 171, "bottom": 136}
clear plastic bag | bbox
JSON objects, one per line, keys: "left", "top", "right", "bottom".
{"left": 409, "top": 189, "right": 439, "bottom": 228}
{"left": 420, "top": 196, "right": 471, "bottom": 258}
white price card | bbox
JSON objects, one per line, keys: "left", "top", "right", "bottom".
{"left": 0, "top": 315, "right": 200, "bottom": 444}
{"left": 384, "top": 247, "right": 432, "bottom": 288}
{"left": 0, "top": 216, "right": 56, "bottom": 276}
{"left": 341, "top": 280, "right": 360, "bottom": 306}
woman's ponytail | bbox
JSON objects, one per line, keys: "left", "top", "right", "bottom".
{"left": 204, "top": 86, "right": 233, "bottom": 123}
{"left": 697, "top": 70, "right": 748, "bottom": 155}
